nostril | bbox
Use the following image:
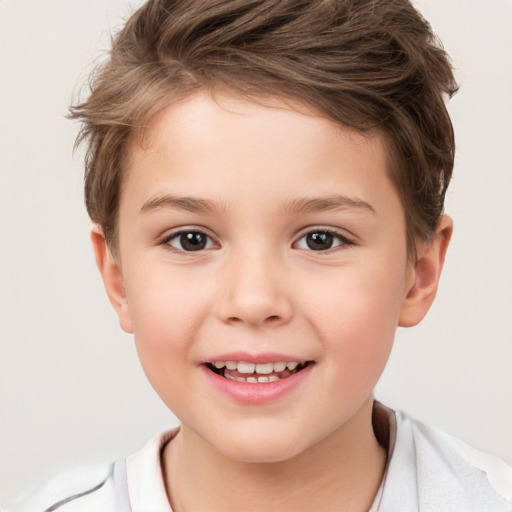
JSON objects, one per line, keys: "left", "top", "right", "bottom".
{"left": 224, "top": 314, "right": 284, "bottom": 325}
{"left": 217, "top": 286, "right": 293, "bottom": 327}
{"left": 226, "top": 316, "right": 243, "bottom": 324}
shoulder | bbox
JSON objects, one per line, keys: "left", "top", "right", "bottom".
{"left": 402, "top": 413, "right": 512, "bottom": 503}
{"left": 381, "top": 408, "right": 512, "bottom": 511}
{"left": 409, "top": 413, "right": 512, "bottom": 502}
{"left": 2, "top": 460, "right": 131, "bottom": 512}
{"left": 2, "top": 429, "right": 178, "bottom": 512}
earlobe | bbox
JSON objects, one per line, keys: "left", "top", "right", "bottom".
{"left": 399, "top": 215, "right": 453, "bottom": 327}
{"left": 91, "top": 226, "right": 133, "bottom": 334}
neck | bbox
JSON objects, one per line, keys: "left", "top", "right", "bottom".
{"left": 163, "top": 397, "right": 387, "bottom": 512}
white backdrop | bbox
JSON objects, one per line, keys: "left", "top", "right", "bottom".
{"left": 1, "top": 0, "right": 511, "bottom": 503}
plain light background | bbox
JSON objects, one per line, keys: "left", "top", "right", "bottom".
{"left": 1, "top": 0, "right": 511, "bottom": 503}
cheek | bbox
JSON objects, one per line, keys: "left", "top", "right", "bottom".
{"left": 127, "top": 261, "right": 207, "bottom": 327}
{"left": 127, "top": 284, "right": 202, "bottom": 409}
{"left": 305, "top": 262, "right": 407, "bottom": 380}
{"left": 124, "top": 267, "right": 210, "bottom": 372}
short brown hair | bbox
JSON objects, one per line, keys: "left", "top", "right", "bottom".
{"left": 70, "top": 0, "right": 458, "bottom": 259}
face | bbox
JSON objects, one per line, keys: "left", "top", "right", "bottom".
{"left": 104, "top": 90, "right": 421, "bottom": 463}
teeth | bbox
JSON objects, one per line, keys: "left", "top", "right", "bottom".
{"left": 273, "top": 362, "right": 287, "bottom": 372}
{"left": 221, "top": 372, "right": 299, "bottom": 384}
{"left": 212, "top": 361, "right": 301, "bottom": 374}
{"left": 237, "top": 362, "right": 256, "bottom": 374}
{"left": 255, "top": 363, "right": 273, "bottom": 374}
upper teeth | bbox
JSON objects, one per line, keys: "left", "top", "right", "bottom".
{"left": 213, "top": 361, "right": 299, "bottom": 374}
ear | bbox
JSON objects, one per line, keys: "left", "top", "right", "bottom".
{"left": 399, "top": 215, "right": 453, "bottom": 327}
{"left": 91, "top": 226, "right": 133, "bottom": 334}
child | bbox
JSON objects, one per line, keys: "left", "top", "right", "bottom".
{"left": 5, "top": 0, "right": 511, "bottom": 510}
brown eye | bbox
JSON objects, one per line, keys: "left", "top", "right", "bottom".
{"left": 305, "top": 232, "right": 334, "bottom": 250}
{"left": 167, "top": 231, "right": 215, "bottom": 251}
{"left": 295, "top": 230, "right": 350, "bottom": 251}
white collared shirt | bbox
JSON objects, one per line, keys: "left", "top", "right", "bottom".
{"left": 4, "top": 404, "right": 511, "bottom": 512}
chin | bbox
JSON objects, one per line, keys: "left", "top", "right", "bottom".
{"left": 208, "top": 426, "right": 313, "bottom": 465}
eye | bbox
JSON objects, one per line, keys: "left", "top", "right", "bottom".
{"left": 164, "top": 231, "right": 217, "bottom": 252}
{"left": 294, "top": 230, "right": 350, "bottom": 251}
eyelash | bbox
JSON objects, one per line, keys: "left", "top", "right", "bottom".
{"left": 160, "top": 229, "right": 218, "bottom": 253}
{"left": 293, "top": 228, "right": 353, "bottom": 252}
{"left": 159, "top": 227, "right": 353, "bottom": 253}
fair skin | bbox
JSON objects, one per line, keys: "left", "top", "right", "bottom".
{"left": 93, "top": 90, "right": 452, "bottom": 512}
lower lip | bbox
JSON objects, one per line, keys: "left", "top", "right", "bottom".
{"left": 201, "top": 364, "right": 314, "bottom": 405}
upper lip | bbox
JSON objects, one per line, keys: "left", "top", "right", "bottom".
{"left": 200, "top": 352, "right": 310, "bottom": 365}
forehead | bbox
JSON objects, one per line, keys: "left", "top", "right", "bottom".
{"left": 130, "top": 89, "right": 387, "bottom": 159}
{"left": 122, "top": 89, "right": 399, "bottom": 218}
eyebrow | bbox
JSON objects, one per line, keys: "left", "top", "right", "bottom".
{"left": 139, "top": 195, "right": 222, "bottom": 215}
{"left": 284, "top": 195, "right": 376, "bottom": 215}
{"left": 139, "top": 194, "right": 375, "bottom": 216}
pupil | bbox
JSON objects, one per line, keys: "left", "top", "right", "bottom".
{"left": 181, "top": 232, "right": 206, "bottom": 251}
{"left": 306, "top": 232, "right": 333, "bottom": 250}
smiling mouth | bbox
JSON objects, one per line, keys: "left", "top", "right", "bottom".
{"left": 205, "top": 360, "right": 313, "bottom": 383}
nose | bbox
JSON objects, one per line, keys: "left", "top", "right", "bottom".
{"left": 216, "top": 249, "right": 293, "bottom": 328}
